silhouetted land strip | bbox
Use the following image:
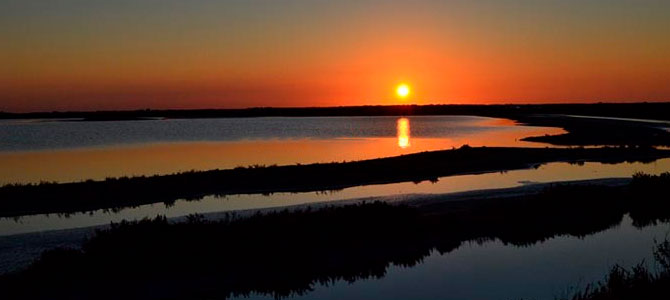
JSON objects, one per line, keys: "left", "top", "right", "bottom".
{"left": 1, "top": 173, "right": 669, "bottom": 299}
{"left": 3, "top": 103, "right": 670, "bottom": 121}
{"left": 1, "top": 146, "right": 669, "bottom": 218}
{"left": 514, "top": 114, "right": 670, "bottom": 146}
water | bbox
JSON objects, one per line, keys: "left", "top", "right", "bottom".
{"left": 0, "top": 115, "right": 665, "bottom": 236}
{"left": 232, "top": 216, "right": 669, "bottom": 300}
{"left": 0, "top": 116, "right": 556, "bottom": 151}
{"left": 2, "top": 115, "right": 670, "bottom": 299}
{"left": 0, "top": 116, "right": 564, "bottom": 184}
{"left": 2, "top": 158, "right": 669, "bottom": 236}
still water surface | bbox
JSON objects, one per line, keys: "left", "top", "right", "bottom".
{"left": 1, "top": 116, "right": 670, "bottom": 299}
{"left": 233, "top": 215, "right": 669, "bottom": 300}
{"left": 2, "top": 158, "right": 669, "bottom": 236}
{"left": 0, "top": 116, "right": 563, "bottom": 184}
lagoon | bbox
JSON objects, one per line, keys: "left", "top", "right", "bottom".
{"left": 0, "top": 116, "right": 563, "bottom": 184}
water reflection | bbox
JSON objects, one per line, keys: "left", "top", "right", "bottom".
{"left": 2, "top": 158, "right": 670, "bottom": 236}
{"left": 397, "top": 118, "right": 410, "bottom": 148}
{"left": 273, "top": 216, "right": 670, "bottom": 300}
{"left": 0, "top": 117, "right": 565, "bottom": 184}
{"left": 7, "top": 189, "right": 670, "bottom": 300}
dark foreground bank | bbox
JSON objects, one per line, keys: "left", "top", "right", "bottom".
{"left": 1, "top": 146, "right": 669, "bottom": 218}
{"left": 1, "top": 172, "right": 669, "bottom": 300}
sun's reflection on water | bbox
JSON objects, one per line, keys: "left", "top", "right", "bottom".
{"left": 0, "top": 116, "right": 566, "bottom": 184}
{"left": 397, "top": 118, "right": 410, "bottom": 148}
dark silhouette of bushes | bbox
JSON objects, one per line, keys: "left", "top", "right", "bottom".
{"left": 517, "top": 114, "right": 670, "bottom": 147}
{"left": 1, "top": 202, "right": 430, "bottom": 299}
{"left": 2, "top": 173, "right": 670, "bottom": 299}
{"left": 627, "top": 172, "right": 670, "bottom": 227}
{"left": 563, "top": 238, "right": 670, "bottom": 300}
{"left": 1, "top": 146, "right": 669, "bottom": 218}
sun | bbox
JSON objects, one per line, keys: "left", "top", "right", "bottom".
{"left": 396, "top": 83, "right": 410, "bottom": 99}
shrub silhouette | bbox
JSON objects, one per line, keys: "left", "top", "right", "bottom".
{"left": 1, "top": 146, "right": 668, "bottom": 218}
{"left": 2, "top": 173, "right": 670, "bottom": 299}
{"left": 564, "top": 238, "right": 670, "bottom": 300}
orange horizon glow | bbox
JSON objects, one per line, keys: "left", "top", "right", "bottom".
{"left": 2, "top": 1, "right": 670, "bottom": 112}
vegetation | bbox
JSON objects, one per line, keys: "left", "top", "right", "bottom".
{"left": 561, "top": 238, "right": 670, "bottom": 300}
{"left": 1, "top": 146, "right": 669, "bottom": 218}
{"left": 1, "top": 172, "right": 670, "bottom": 299}
{"left": 516, "top": 114, "right": 670, "bottom": 146}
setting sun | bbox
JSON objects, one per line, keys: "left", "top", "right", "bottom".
{"left": 396, "top": 84, "right": 411, "bottom": 99}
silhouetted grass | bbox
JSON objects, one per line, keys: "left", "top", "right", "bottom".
{"left": 2, "top": 173, "right": 670, "bottom": 299}
{"left": 560, "top": 238, "right": 670, "bottom": 300}
{"left": 1, "top": 146, "right": 668, "bottom": 218}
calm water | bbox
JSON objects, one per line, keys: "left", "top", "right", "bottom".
{"left": 0, "top": 116, "right": 558, "bottom": 151}
{"left": 2, "top": 115, "right": 670, "bottom": 299}
{"left": 0, "top": 116, "right": 665, "bottom": 235}
{"left": 2, "top": 158, "right": 669, "bottom": 236}
{"left": 0, "top": 116, "right": 563, "bottom": 184}
{"left": 232, "top": 216, "right": 670, "bottom": 300}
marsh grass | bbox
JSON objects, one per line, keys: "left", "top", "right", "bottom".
{"left": 1, "top": 146, "right": 668, "bottom": 218}
{"left": 564, "top": 238, "right": 670, "bottom": 300}
{"left": 2, "top": 173, "right": 670, "bottom": 299}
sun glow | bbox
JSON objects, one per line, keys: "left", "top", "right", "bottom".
{"left": 396, "top": 84, "right": 410, "bottom": 99}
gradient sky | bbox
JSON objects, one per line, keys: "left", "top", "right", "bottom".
{"left": 2, "top": 0, "right": 670, "bottom": 112}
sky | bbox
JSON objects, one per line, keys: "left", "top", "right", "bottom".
{"left": 1, "top": 0, "right": 670, "bottom": 112}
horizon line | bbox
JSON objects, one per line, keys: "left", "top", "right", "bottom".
{"left": 3, "top": 101, "right": 670, "bottom": 115}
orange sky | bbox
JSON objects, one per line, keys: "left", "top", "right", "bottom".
{"left": 2, "top": 0, "right": 670, "bottom": 112}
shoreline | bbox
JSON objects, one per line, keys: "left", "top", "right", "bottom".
{"left": 3, "top": 103, "right": 670, "bottom": 121}
{"left": 4, "top": 104, "right": 670, "bottom": 147}
{"left": 2, "top": 172, "right": 668, "bottom": 299}
{"left": 1, "top": 146, "right": 667, "bottom": 218}
{"left": 0, "top": 176, "right": 634, "bottom": 275}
